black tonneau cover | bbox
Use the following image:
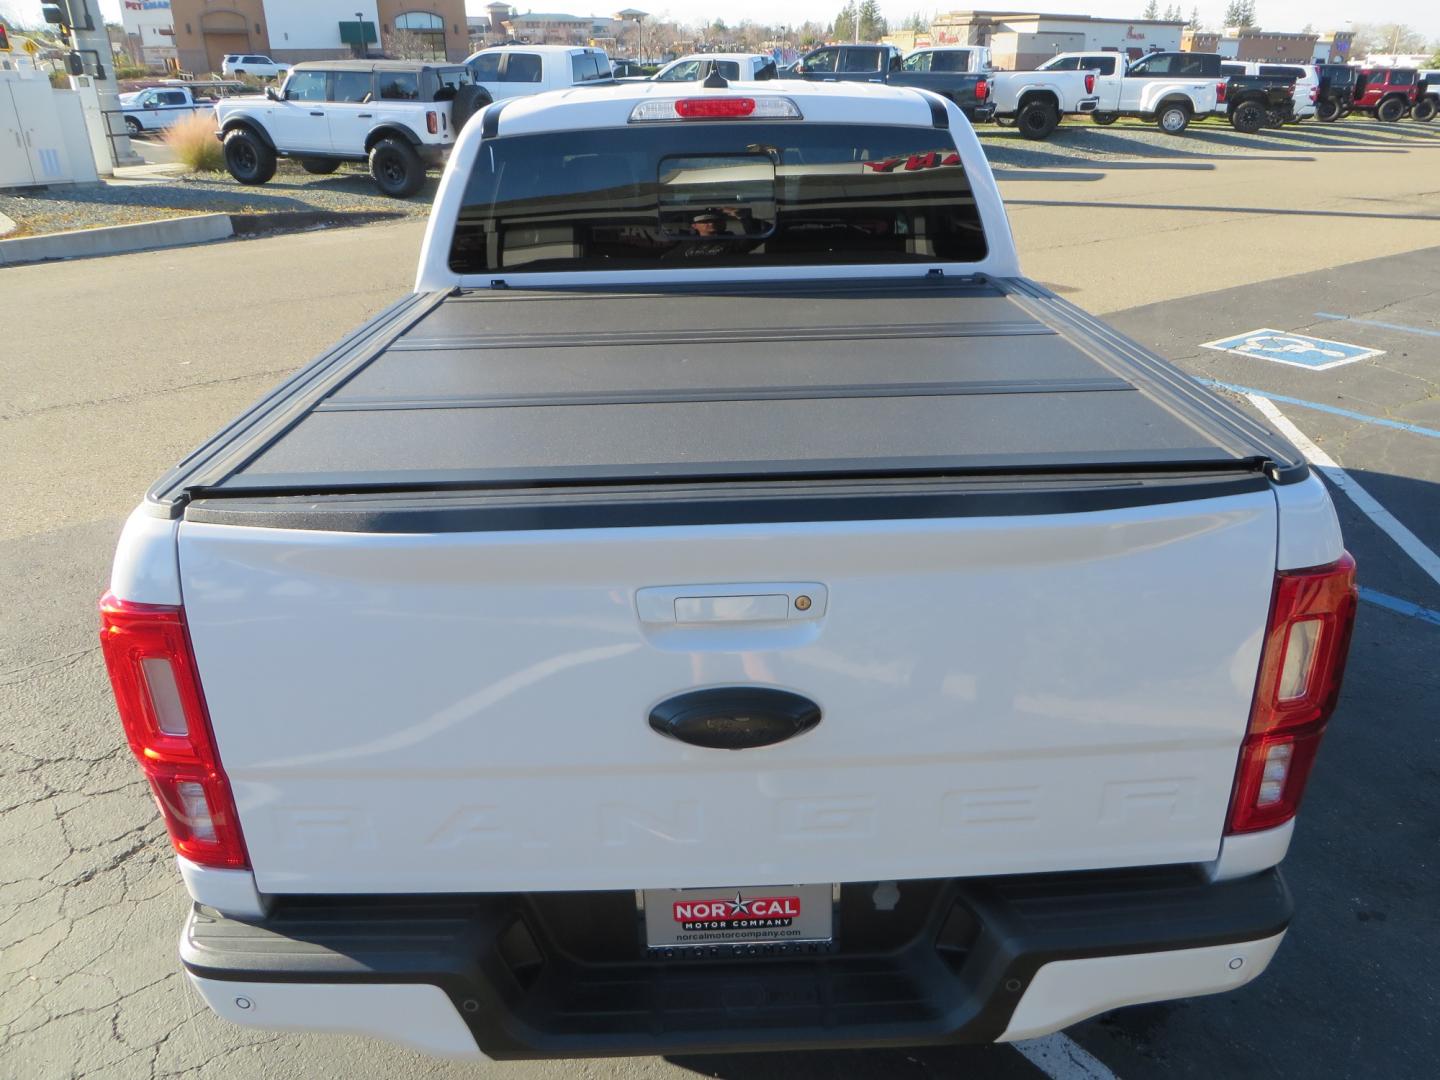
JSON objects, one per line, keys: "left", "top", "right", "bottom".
{"left": 151, "top": 276, "right": 1303, "bottom": 518}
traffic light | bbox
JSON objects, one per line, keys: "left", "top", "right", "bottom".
{"left": 42, "top": 1, "right": 93, "bottom": 31}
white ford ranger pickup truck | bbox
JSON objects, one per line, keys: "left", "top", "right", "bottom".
{"left": 101, "top": 79, "right": 1357, "bottom": 1061}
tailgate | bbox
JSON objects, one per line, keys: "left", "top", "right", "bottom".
{"left": 179, "top": 488, "right": 1277, "bottom": 894}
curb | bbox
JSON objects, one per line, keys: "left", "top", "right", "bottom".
{"left": 228, "top": 210, "right": 406, "bottom": 235}
{"left": 0, "top": 209, "right": 407, "bottom": 267}
{"left": 0, "top": 213, "right": 233, "bottom": 267}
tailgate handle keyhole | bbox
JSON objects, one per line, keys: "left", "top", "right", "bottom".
{"left": 648, "top": 688, "right": 821, "bottom": 750}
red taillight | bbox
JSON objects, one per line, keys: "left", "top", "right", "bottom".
{"left": 1085, "top": 72, "right": 1095, "bottom": 94}
{"left": 675, "top": 97, "right": 756, "bottom": 118}
{"left": 426, "top": 109, "right": 438, "bottom": 134}
{"left": 1217, "top": 80, "right": 1228, "bottom": 103}
{"left": 975, "top": 77, "right": 988, "bottom": 101}
{"left": 99, "top": 593, "right": 249, "bottom": 869}
{"left": 1226, "top": 554, "right": 1357, "bottom": 834}
{"left": 1309, "top": 87, "right": 1318, "bottom": 102}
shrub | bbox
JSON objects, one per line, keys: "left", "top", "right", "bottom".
{"left": 163, "top": 112, "right": 224, "bottom": 173}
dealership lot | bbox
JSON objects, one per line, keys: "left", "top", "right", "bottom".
{"left": 2, "top": 127, "right": 1438, "bottom": 1078}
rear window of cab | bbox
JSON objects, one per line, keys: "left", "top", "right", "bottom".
{"left": 449, "top": 123, "right": 988, "bottom": 274}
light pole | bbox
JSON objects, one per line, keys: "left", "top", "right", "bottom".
{"left": 355, "top": 11, "right": 365, "bottom": 58}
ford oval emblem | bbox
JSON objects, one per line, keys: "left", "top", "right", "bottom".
{"left": 648, "top": 688, "right": 821, "bottom": 750}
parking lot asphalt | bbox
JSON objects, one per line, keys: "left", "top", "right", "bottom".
{"left": 2, "top": 130, "right": 1438, "bottom": 1080}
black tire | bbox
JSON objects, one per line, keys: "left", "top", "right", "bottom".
{"left": 368, "top": 137, "right": 425, "bottom": 198}
{"left": 1263, "top": 108, "right": 1286, "bottom": 129}
{"left": 449, "top": 83, "right": 493, "bottom": 132}
{"left": 1377, "top": 96, "right": 1405, "bottom": 122}
{"left": 222, "top": 127, "right": 276, "bottom": 185}
{"left": 1157, "top": 101, "right": 1190, "bottom": 135}
{"left": 1090, "top": 112, "right": 1118, "bottom": 126}
{"left": 1412, "top": 97, "right": 1437, "bottom": 122}
{"left": 1316, "top": 98, "right": 1340, "bottom": 122}
{"left": 1017, "top": 99, "right": 1059, "bottom": 140}
{"left": 1230, "top": 100, "right": 1265, "bottom": 134}
{"left": 300, "top": 159, "right": 341, "bottom": 175}
{"left": 124, "top": 116, "right": 143, "bottom": 137}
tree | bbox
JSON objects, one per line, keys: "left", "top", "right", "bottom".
{"left": 1222, "top": 1, "right": 1256, "bottom": 29}
{"left": 1188, "top": 6, "right": 1202, "bottom": 30}
{"left": 834, "top": 2, "right": 856, "bottom": 43}
{"left": 1142, "top": 1, "right": 1158, "bottom": 19}
{"left": 857, "top": 0, "right": 886, "bottom": 41}
{"left": 1350, "top": 22, "right": 1427, "bottom": 57}
{"left": 902, "top": 11, "right": 930, "bottom": 33}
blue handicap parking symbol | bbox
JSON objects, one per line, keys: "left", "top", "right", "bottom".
{"left": 1200, "top": 328, "right": 1383, "bottom": 370}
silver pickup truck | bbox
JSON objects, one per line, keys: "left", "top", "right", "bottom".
{"left": 102, "top": 80, "right": 1356, "bottom": 1061}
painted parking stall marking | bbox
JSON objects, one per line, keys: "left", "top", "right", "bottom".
{"left": 1201, "top": 329, "right": 1384, "bottom": 370}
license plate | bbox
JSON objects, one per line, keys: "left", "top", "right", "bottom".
{"left": 641, "top": 883, "right": 834, "bottom": 952}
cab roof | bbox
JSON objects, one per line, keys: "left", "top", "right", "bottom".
{"left": 290, "top": 59, "right": 463, "bottom": 73}
{"left": 489, "top": 79, "right": 946, "bottom": 137}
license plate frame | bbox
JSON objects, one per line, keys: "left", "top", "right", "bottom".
{"left": 640, "top": 883, "right": 837, "bottom": 954}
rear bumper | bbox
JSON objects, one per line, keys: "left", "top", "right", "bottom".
{"left": 965, "top": 103, "right": 997, "bottom": 123}
{"left": 181, "top": 867, "right": 1291, "bottom": 1059}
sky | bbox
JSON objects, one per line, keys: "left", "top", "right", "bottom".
{"left": 3, "top": 0, "right": 1436, "bottom": 44}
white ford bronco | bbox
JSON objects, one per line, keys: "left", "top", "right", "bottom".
{"left": 214, "top": 60, "right": 491, "bottom": 197}
{"left": 104, "top": 78, "right": 1356, "bottom": 1060}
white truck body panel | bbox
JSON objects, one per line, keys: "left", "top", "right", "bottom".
{"left": 177, "top": 492, "right": 1277, "bottom": 894}
{"left": 998, "top": 932, "right": 1286, "bottom": 1041}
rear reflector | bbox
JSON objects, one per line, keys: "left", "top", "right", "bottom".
{"left": 99, "top": 593, "right": 249, "bottom": 869}
{"left": 630, "top": 96, "right": 801, "bottom": 122}
{"left": 1226, "top": 553, "right": 1357, "bottom": 834}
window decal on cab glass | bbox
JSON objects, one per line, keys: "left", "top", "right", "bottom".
{"left": 862, "top": 151, "right": 963, "bottom": 173}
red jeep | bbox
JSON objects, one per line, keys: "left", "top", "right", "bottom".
{"left": 1352, "top": 67, "right": 1418, "bottom": 121}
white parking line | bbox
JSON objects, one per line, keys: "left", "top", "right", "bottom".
{"left": 1014, "top": 1034, "right": 1120, "bottom": 1080}
{"left": 1246, "top": 394, "right": 1440, "bottom": 588}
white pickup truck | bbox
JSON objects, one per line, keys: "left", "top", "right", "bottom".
{"left": 463, "top": 45, "right": 615, "bottom": 101}
{"left": 103, "top": 80, "right": 1356, "bottom": 1061}
{"left": 1039, "top": 51, "right": 1220, "bottom": 133}
{"left": 118, "top": 81, "right": 246, "bottom": 137}
{"left": 987, "top": 68, "right": 1100, "bottom": 139}
{"left": 903, "top": 45, "right": 1100, "bottom": 139}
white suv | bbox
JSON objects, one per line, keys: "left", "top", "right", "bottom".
{"left": 221, "top": 54, "right": 290, "bottom": 80}
{"left": 214, "top": 60, "right": 491, "bottom": 197}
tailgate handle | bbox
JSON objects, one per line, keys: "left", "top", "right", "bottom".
{"left": 637, "top": 583, "right": 827, "bottom": 624}
{"left": 649, "top": 688, "right": 821, "bottom": 750}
